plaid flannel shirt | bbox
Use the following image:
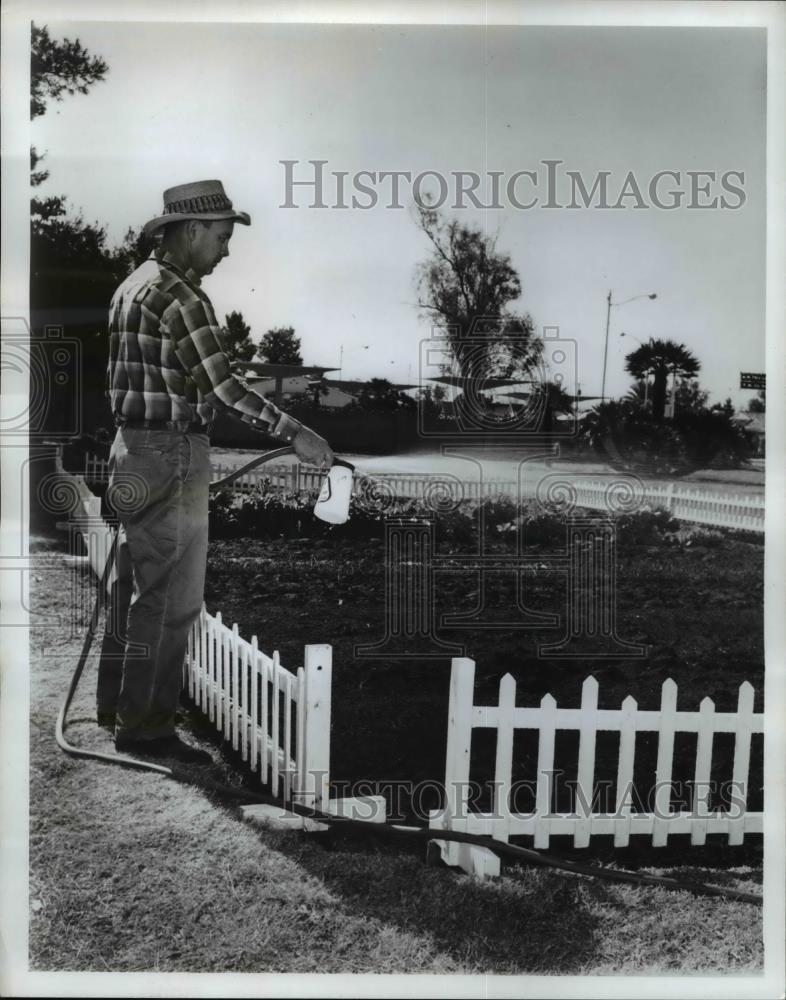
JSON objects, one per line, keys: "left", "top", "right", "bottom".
{"left": 106, "top": 251, "right": 302, "bottom": 441}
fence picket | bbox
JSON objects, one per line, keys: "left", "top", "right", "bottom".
{"left": 260, "top": 654, "right": 269, "bottom": 786}
{"left": 199, "top": 606, "right": 208, "bottom": 712}
{"left": 208, "top": 613, "right": 218, "bottom": 723}
{"left": 283, "top": 664, "right": 292, "bottom": 804}
{"left": 272, "top": 652, "right": 281, "bottom": 797}
{"left": 653, "top": 678, "right": 678, "bottom": 846}
{"left": 614, "top": 694, "right": 637, "bottom": 847}
{"left": 574, "top": 676, "right": 599, "bottom": 847}
{"left": 493, "top": 674, "right": 516, "bottom": 846}
{"left": 691, "top": 696, "right": 715, "bottom": 845}
{"left": 186, "top": 626, "right": 194, "bottom": 698}
{"left": 250, "top": 636, "right": 259, "bottom": 772}
{"left": 729, "top": 682, "right": 755, "bottom": 845}
{"left": 534, "top": 693, "right": 557, "bottom": 849}
{"left": 231, "top": 623, "right": 240, "bottom": 750}
{"left": 222, "top": 629, "right": 231, "bottom": 736}
{"left": 296, "top": 666, "right": 306, "bottom": 804}
{"left": 239, "top": 635, "right": 249, "bottom": 762}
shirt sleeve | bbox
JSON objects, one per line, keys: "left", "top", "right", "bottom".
{"left": 166, "top": 295, "right": 303, "bottom": 442}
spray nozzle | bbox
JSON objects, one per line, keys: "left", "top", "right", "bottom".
{"left": 314, "top": 457, "right": 355, "bottom": 524}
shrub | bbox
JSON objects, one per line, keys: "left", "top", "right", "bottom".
{"left": 579, "top": 399, "right": 752, "bottom": 475}
{"left": 208, "top": 486, "right": 682, "bottom": 550}
{"left": 612, "top": 506, "right": 681, "bottom": 546}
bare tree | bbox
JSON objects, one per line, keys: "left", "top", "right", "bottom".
{"left": 413, "top": 201, "right": 540, "bottom": 382}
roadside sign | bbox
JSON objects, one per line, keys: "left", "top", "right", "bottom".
{"left": 740, "top": 372, "right": 766, "bottom": 390}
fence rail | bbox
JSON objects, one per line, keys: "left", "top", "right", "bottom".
{"left": 430, "top": 659, "right": 763, "bottom": 877}
{"left": 82, "top": 453, "right": 764, "bottom": 531}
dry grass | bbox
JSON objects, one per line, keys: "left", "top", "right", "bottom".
{"left": 27, "top": 532, "right": 763, "bottom": 975}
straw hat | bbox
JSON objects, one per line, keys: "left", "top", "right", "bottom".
{"left": 143, "top": 180, "right": 251, "bottom": 236}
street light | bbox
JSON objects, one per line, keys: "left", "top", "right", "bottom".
{"left": 601, "top": 291, "right": 657, "bottom": 402}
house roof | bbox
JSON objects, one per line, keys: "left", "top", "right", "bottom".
{"left": 323, "top": 379, "right": 419, "bottom": 393}
{"left": 428, "top": 374, "right": 533, "bottom": 389}
{"left": 732, "top": 412, "right": 766, "bottom": 434}
{"left": 241, "top": 362, "right": 338, "bottom": 378}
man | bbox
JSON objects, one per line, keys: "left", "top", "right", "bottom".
{"left": 99, "top": 179, "right": 332, "bottom": 763}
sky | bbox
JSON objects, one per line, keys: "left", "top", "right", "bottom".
{"left": 33, "top": 20, "right": 766, "bottom": 406}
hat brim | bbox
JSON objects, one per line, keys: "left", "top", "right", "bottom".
{"left": 143, "top": 210, "right": 251, "bottom": 237}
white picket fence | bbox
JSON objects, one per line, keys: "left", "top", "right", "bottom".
{"left": 184, "top": 608, "right": 331, "bottom": 810}
{"left": 570, "top": 479, "right": 764, "bottom": 532}
{"left": 429, "top": 659, "right": 763, "bottom": 877}
{"left": 211, "top": 461, "right": 322, "bottom": 494}
{"left": 82, "top": 453, "right": 764, "bottom": 531}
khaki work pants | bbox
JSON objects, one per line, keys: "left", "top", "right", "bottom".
{"left": 97, "top": 426, "right": 210, "bottom": 740}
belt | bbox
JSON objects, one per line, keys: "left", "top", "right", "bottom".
{"left": 117, "top": 419, "right": 208, "bottom": 434}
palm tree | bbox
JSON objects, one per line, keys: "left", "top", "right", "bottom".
{"left": 624, "top": 339, "right": 700, "bottom": 421}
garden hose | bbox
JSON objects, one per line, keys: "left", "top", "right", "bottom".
{"left": 166, "top": 766, "right": 763, "bottom": 906}
{"left": 209, "top": 446, "right": 297, "bottom": 489}
{"left": 54, "top": 448, "right": 763, "bottom": 908}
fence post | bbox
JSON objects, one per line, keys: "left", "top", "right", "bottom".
{"left": 298, "top": 644, "right": 332, "bottom": 813}
{"left": 489, "top": 673, "right": 516, "bottom": 876}
{"left": 430, "top": 657, "right": 498, "bottom": 875}
{"left": 665, "top": 481, "right": 675, "bottom": 512}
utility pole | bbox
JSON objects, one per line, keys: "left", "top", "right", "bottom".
{"left": 601, "top": 290, "right": 612, "bottom": 403}
{"left": 601, "top": 291, "right": 657, "bottom": 402}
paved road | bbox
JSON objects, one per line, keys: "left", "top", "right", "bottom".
{"left": 212, "top": 447, "right": 765, "bottom": 498}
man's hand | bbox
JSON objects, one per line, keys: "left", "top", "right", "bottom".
{"left": 292, "top": 425, "right": 334, "bottom": 467}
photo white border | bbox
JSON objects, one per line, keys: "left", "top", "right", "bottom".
{"left": 2, "top": 2, "right": 784, "bottom": 998}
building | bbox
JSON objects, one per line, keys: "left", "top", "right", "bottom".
{"left": 732, "top": 411, "right": 766, "bottom": 457}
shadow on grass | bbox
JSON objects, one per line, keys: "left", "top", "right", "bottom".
{"left": 176, "top": 709, "right": 602, "bottom": 973}
{"left": 238, "top": 820, "right": 601, "bottom": 975}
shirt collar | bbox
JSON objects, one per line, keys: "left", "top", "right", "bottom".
{"left": 153, "top": 250, "right": 202, "bottom": 287}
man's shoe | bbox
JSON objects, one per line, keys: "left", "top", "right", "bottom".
{"left": 115, "top": 734, "right": 212, "bottom": 765}
{"left": 97, "top": 711, "right": 117, "bottom": 732}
